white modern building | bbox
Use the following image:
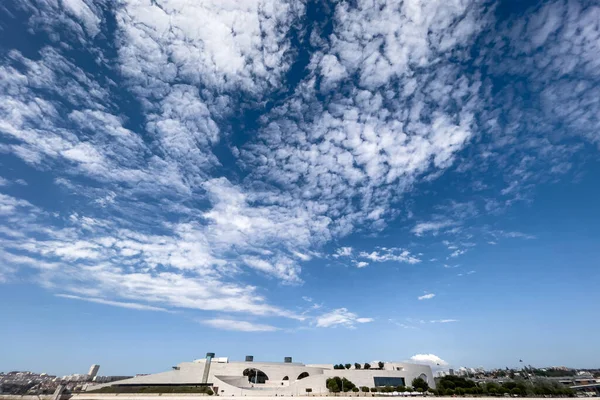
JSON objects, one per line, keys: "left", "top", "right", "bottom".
{"left": 87, "top": 353, "right": 434, "bottom": 396}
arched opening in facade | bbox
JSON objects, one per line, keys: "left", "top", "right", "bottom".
{"left": 297, "top": 372, "right": 309, "bottom": 380}
{"left": 282, "top": 376, "right": 289, "bottom": 381}
{"left": 243, "top": 368, "right": 269, "bottom": 384}
{"left": 418, "top": 373, "right": 428, "bottom": 383}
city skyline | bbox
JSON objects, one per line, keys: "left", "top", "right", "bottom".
{"left": 1, "top": 0, "right": 600, "bottom": 376}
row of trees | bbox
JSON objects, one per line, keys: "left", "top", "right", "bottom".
{"left": 333, "top": 362, "right": 385, "bottom": 370}
{"left": 434, "top": 375, "right": 575, "bottom": 397}
{"left": 326, "top": 377, "right": 429, "bottom": 394}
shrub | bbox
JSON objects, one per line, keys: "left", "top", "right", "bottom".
{"left": 364, "top": 363, "right": 371, "bottom": 370}
{"left": 353, "top": 387, "right": 360, "bottom": 392}
{"left": 361, "top": 387, "right": 370, "bottom": 393}
{"left": 370, "top": 388, "right": 378, "bottom": 393}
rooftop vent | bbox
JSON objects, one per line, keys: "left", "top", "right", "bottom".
{"left": 245, "top": 356, "right": 254, "bottom": 362}
{"left": 284, "top": 357, "right": 292, "bottom": 363}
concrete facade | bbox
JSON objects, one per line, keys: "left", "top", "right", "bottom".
{"left": 87, "top": 356, "right": 434, "bottom": 397}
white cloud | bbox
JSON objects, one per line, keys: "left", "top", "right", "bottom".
{"left": 430, "top": 319, "right": 458, "bottom": 324}
{"left": 410, "top": 354, "right": 449, "bottom": 366}
{"left": 202, "top": 318, "right": 279, "bottom": 332}
{"left": 56, "top": 294, "right": 169, "bottom": 312}
{"left": 4, "top": 0, "right": 597, "bottom": 334}
{"left": 412, "top": 220, "right": 455, "bottom": 236}
{"left": 315, "top": 308, "right": 373, "bottom": 328}
{"left": 418, "top": 293, "right": 436, "bottom": 301}
{"left": 333, "top": 247, "right": 353, "bottom": 258}
{"left": 448, "top": 249, "right": 466, "bottom": 258}
{"left": 358, "top": 248, "right": 421, "bottom": 264}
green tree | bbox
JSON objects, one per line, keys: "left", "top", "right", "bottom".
{"left": 396, "top": 386, "right": 406, "bottom": 392}
{"left": 354, "top": 363, "right": 361, "bottom": 370}
{"left": 352, "top": 387, "right": 359, "bottom": 393}
{"left": 405, "top": 387, "right": 413, "bottom": 392}
{"left": 360, "top": 386, "right": 369, "bottom": 393}
{"left": 411, "top": 377, "right": 429, "bottom": 392}
{"left": 370, "top": 388, "right": 378, "bottom": 393}
{"left": 364, "top": 363, "right": 371, "bottom": 370}
{"left": 345, "top": 364, "right": 352, "bottom": 370}
{"left": 326, "top": 378, "right": 340, "bottom": 393}
{"left": 378, "top": 361, "right": 384, "bottom": 369}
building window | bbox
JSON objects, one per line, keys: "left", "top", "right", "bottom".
{"left": 297, "top": 372, "right": 310, "bottom": 380}
{"left": 373, "top": 377, "right": 405, "bottom": 387}
{"left": 243, "top": 368, "right": 269, "bottom": 384}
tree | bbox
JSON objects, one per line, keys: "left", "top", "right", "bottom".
{"left": 361, "top": 387, "right": 370, "bottom": 393}
{"left": 370, "top": 388, "right": 378, "bottom": 393}
{"left": 345, "top": 364, "right": 352, "bottom": 370}
{"left": 352, "top": 387, "right": 359, "bottom": 393}
{"left": 326, "top": 378, "right": 340, "bottom": 393}
{"left": 396, "top": 386, "right": 406, "bottom": 393}
{"left": 411, "top": 377, "right": 429, "bottom": 392}
{"left": 327, "top": 377, "right": 356, "bottom": 393}
{"left": 354, "top": 363, "right": 361, "bottom": 370}
{"left": 405, "top": 387, "right": 413, "bottom": 392}
{"left": 378, "top": 361, "right": 384, "bottom": 370}
{"left": 364, "top": 363, "right": 371, "bottom": 370}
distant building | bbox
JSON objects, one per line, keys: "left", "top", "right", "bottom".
{"left": 87, "top": 365, "right": 100, "bottom": 379}
{"left": 449, "top": 369, "right": 455, "bottom": 376}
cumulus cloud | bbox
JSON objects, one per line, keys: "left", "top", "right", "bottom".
{"left": 418, "top": 293, "right": 436, "bottom": 301}
{"left": 410, "top": 354, "right": 449, "bottom": 366}
{"left": 315, "top": 308, "right": 373, "bottom": 328}
{"left": 202, "top": 318, "right": 279, "bottom": 332}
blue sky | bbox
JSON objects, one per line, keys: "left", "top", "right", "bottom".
{"left": 1, "top": 0, "right": 600, "bottom": 377}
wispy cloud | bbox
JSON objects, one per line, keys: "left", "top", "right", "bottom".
{"left": 315, "top": 308, "right": 373, "bottom": 329}
{"left": 430, "top": 319, "right": 459, "bottom": 324}
{"left": 412, "top": 220, "right": 455, "bottom": 236}
{"left": 418, "top": 293, "right": 436, "bottom": 301}
{"left": 201, "top": 318, "right": 279, "bottom": 332}
{"left": 56, "top": 294, "right": 169, "bottom": 312}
